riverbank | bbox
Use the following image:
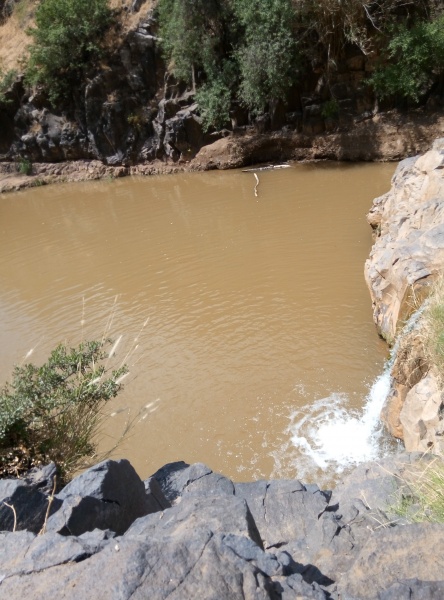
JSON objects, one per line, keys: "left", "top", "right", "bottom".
{"left": 1, "top": 454, "right": 443, "bottom": 599}
{"left": 1, "top": 109, "right": 444, "bottom": 194}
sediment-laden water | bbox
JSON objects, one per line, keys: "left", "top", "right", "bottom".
{"left": 0, "top": 162, "right": 395, "bottom": 484}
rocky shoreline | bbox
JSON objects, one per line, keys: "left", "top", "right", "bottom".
{"left": 1, "top": 110, "right": 444, "bottom": 194}
{"left": 1, "top": 454, "right": 443, "bottom": 599}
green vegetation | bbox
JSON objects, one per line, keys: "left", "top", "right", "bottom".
{"left": 26, "top": 0, "right": 112, "bottom": 104}
{"left": 17, "top": 157, "right": 32, "bottom": 175}
{"left": 2, "top": 0, "right": 441, "bottom": 125}
{"left": 371, "top": 13, "right": 444, "bottom": 102}
{"left": 157, "top": 0, "right": 444, "bottom": 129}
{"left": 232, "top": 0, "right": 298, "bottom": 113}
{"left": 321, "top": 98, "right": 340, "bottom": 120}
{"left": 0, "top": 340, "right": 127, "bottom": 481}
{"left": 158, "top": 0, "right": 299, "bottom": 125}
{"left": 0, "top": 68, "right": 17, "bottom": 105}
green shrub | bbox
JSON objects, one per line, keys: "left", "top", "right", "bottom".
{"left": 158, "top": 0, "right": 229, "bottom": 85}
{"left": 321, "top": 98, "right": 340, "bottom": 119}
{"left": 0, "top": 68, "right": 17, "bottom": 105}
{"left": 232, "top": 0, "right": 299, "bottom": 113}
{"left": 0, "top": 339, "right": 127, "bottom": 481}
{"left": 26, "top": 0, "right": 112, "bottom": 104}
{"left": 371, "top": 14, "right": 444, "bottom": 102}
{"left": 157, "top": 0, "right": 299, "bottom": 125}
{"left": 17, "top": 157, "right": 32, "bottom": 175}
{"left": 195, "top": 72, "right": 232, "bottom": 131}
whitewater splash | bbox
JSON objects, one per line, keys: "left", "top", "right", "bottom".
{"left": 272, "top": 366, "right": 395, "bottom": 485}
{"left": 272, "top": 308, "right": 424, "bottom": 485}
{"left": 293, "top": 369, "right": 391, "bottom": 465}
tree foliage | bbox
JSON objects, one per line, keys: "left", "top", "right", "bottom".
{"left": 158, "top": 0, "right": 230, "bottom": 85}
{"left": 0, "top": 68, "right": 17, "bottom": 105}
{"left": 371, "top": 13, "right": 444, "bottom": 102}
{"left": 0, "top": 339, "right": 127, "bottom": 480}
{"left": 26, "top": 0, "right": 112, "bottom": 103}
{"left": 232, "top": 0, "right": 298, "bottom": 112}
{"left": 158, "top": 0, "right": 299, "bottom": 125}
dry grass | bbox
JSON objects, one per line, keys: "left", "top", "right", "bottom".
{"left": 0, "top": 0, "right": 156, "bottom": 73}
{"left": 0, "top": 0, "right": 36, "bottom": 71}
{"left": 392, "top": 456, "right": 444, "bottom": 523}
{"left": 419, "top": 275, "right": 444, "bottom": 387}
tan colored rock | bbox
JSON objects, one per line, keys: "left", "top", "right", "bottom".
{"left": 365, "top": 139, "right": 444, "bottom": 341}
{"left": 380, "top": 384, "right": 407, "bottom": 439}
{"left": 399, "top": 371, "right": 444, "bottom": 453}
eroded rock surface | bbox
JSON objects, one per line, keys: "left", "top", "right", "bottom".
{"left": 1, "top": 456, "right": 443, "bottom": 599}
{"left": 365, "top": 138, "right": 444, "bottom": 343}
{"left": 365, "top": 139, "right": 444, "bottom": 451}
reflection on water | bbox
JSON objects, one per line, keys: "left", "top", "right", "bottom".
{"left": 0, "top": 163, "right": 394, "bottom": 484}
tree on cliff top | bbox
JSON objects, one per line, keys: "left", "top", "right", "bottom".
{"left": 157, "top": 0, "right": 299, "bottom": 127}
{"left": 26, "top": 0, "right": 112, "bottom": 104}
{"left": 371, "top": 11, "right": 444, "bottom": 102}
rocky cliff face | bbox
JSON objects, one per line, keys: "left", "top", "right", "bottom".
{"left": 365, "top": 139, "right": 444, "bottom": 453}
{"left": 1, "top": 0, "right": 444, "bottom": 181}
{"left": 0, "top": 455, "right": 443, "bottom": 599}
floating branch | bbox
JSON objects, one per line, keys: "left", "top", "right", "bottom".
{"left": 242, "top": 163, "right": 290, "bottom": 173}
{"left": 254, "top": 172, "right": 259, "bottom": 197}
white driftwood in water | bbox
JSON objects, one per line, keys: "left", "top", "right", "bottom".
{"left": 254, "top": 173, "right": 259, "bottom": 197}
{"left": 242, "top": 164, "right": 290, "bottom": 173}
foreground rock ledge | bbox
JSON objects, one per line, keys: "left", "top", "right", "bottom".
{"left": 0, "top": 455, "right": 443, "bottom": 599}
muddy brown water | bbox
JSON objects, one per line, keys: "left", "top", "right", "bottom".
{"left": 0, "top": 163, "right": 395, "bottom": 484}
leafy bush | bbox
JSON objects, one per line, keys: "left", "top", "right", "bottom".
{"left": 157, "top": 0, "right": 299, "bottom": 125}
{"left": 233, "top": 0, "right": 298, "bottom": 113}
{"left": 0, "top": 68, "right": 17, "bottom": 105}
{"left": 0, "top": 339, "right": 127, "bottom": 481}
{"left": 26, "top": 0, "right": 112, "bottom": 104}
{"left": 321, "top": 98, "right": 340, "bottom": 119}
{"left": 17, "top": 157, "right": 32, "bottom": 175}
{"left": 371, "top": 14, "right": 444, "bottom": 102}
{"left": 195, "top": 71, "right": 232, "bottom": 131}
{"left": 158, "top": 0, "right": 229, "bottom": 85}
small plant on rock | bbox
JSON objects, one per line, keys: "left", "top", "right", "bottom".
{"left": 0, "top": 339, "right": 128, "bottom": 481}
{"left": 17, "top": 157, "right": 33, "bottom": 175}
{"left": 0, "top": 68, "right": 17, "bottom": 105}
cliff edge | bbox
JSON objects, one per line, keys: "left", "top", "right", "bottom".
{"left": 0, "top": 455, "right": 443, "bottom": 599}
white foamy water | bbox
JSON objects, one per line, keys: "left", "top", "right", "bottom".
{"left": 273, "top": 366, "right": 395, "bottom": 485}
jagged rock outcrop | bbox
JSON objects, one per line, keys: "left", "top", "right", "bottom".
{"left": 365, "top": 139, "right": 444, "bottom": 452}
{"left": 365, "top": 139, "right": 444, "bottom": 342}
{"left": 0, "top": 455, "right": 443, "bottom": 599}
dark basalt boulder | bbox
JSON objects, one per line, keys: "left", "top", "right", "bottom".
{"left": 0, "top": 455, "right": 444, "bottom": 599}
{"left": 151, "top": 460, "right": 235, "bottom": 503}
{"left": 46, "top": 458, "right": 166, "bottom": 536}
{"left": 0, "top": 463, "right": 61, "bottom": 534}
